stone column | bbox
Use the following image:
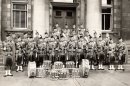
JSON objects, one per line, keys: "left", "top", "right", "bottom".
{"left": 0, "top": 0, "right": 1, "bottom": 40}
{"left": 86, "top": 0, "right": 102, "bottom": 37}
{"left": 33, "top": 0, "right": 49, "bottom": 38}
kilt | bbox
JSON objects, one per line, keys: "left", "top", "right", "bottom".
{"left": 17, "top": 55, "right": 23, "bottom": 65}
{"left": 5, "top": 57, "right": 13, "bottom": 67}
{"left": 98, "top": 52, "right": 104, "bottom": 63}
{"left": 118, "top": 54, "right": 125, "bottom": 64}
{"left": 109, "top": 56, "right": 115, "bottom": 64}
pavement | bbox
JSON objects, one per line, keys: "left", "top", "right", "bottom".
{"left": 0, "top": 69, "right": 130, "bottom": 86}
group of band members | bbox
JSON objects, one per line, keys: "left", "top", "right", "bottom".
{"left": 1, "top": 24, "right": 126, "bottom": 77}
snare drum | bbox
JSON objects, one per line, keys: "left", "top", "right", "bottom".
{"left": 50, "top": 69, "right": 59, "bottom": 79}
{"left": 72, "top": 68, "right": 80, "bottom": 78}
{"left": 66, "top": 61, "right": 75, "bottom": 69}
{"left": 43, "top": 60, "right": 52, "bottom": 69}
{"left": 54, "top": 61, "right": 64, "bottom": 69}
{"left": 59, "top": 69, "right": 69, "bottom": 79}
{"left": 36, "top": 68, "right": 46, "bottom": 78}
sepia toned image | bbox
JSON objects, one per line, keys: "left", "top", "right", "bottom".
{"left": 0, "top": 0, "right": 130, "bottom": 86}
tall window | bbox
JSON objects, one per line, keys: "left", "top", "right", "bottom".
{"left": 102, "top": 0, "right": 112, "bottom": 30}
{"left": 13, "top": 4, "right": 27, "bottom": 28}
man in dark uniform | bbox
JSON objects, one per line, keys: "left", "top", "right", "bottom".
{"left": 108, "top": 39, "right": 116, "bottom": 70}
{"left": 76, "top": 35, "right": 86, "bottom": 66}
{"left": 48, "top": 35, "right": 57, "bottom": 63}
{"left": 87, "top": 36, "right": 96, "bottom": 70}
{"left": 3, "top": 36, "right": 14, "bottom": 77}
{"left": 37, "top": 38, "right": 44, "bottom": 67}
{"left": 15, "top": 37, "right": 24, "bottom": 72}
{"left": 67, "top": 35, "right": 76, "bottom": 62}
{"left": 22, "top": 33, "right": 29, "bottom": 66}
{"left": 59, "top": 35, "right": 67, "bottom": 64}
{"left": 116, "top": 38, "right": 126, "bottom": 70}
{"left": 97, "top": 36, "right": 105, "bottom": 70}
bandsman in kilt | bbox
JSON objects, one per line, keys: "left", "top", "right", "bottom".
{"left": 22, "top": 33, "right": 29, "bottom": 66}
{"left": 37, "top": 38, "right": 44, "bottom": 67}
{"left": 104, "top": 33, "right": 111, "bottom": 65}
{"left": 87, "top": 36, "right": 96, "bottom": 70}
{"left": 67, "top": 35, "right": 76, "bottom": 62}
{"left": 15, "top": 37, "right": 24, "bottom": 72}
{"left": 97, "top": 35, "right": 105, "bottom": 70}
{"left": 3, "top": 36, "right": 14, "bottom": 77}
{"left": 108, "top": 39, "right": 116, "bottom": 70}
{"left": 27, "top": 38, "right": 37, "bottom": 62}
{"left": 116, "top": 38, "right": 126, "bottom": 70}
{"left": 48, "top": 35, "right": 57, "bottom": 64}
{"left": 76, "top": 35, "right": 86, "bottom": 66}
{"left": 59, "top": 35, "right": 67, "bottom": 64}
{"left": 43, "top": 32, "right": 50, "bottom": 60}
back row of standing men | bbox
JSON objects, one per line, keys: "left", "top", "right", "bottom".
{"left": 1, "top": 24, "right": 126, "bottom": 77}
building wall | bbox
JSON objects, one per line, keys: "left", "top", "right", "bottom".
{"left": 1, "top": 0, "right": 33, "bottom": 40}
{"left": 0, "top": 0, "right": 130, "bottom": 41}
{"left": 121, "top": 0, "right": 130, "bottom": 41}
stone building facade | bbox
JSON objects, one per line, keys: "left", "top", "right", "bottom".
{"left": 0, "top": 0, "right": 129, "bottom": 41}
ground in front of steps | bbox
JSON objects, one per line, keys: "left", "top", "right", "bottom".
{"left": 0, "top": 69, "right": 130, "bottom": 86}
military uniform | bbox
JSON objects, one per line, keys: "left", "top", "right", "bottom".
{"left": 116, "top": 38, "right": 126, "bottom": 70}
{"left": 59, "top": 36, "right": 67, "bottom": 64}
{"left": 3, "top": 37, "right": 14, "bottom": 76}
{"left": 48, "top": 36, "right": 57, "bottom": 63}
{"left": 97, "top": 37, "right": 105, "bottom": 69}
{"left": 87, "top": 37, "right": 96, "bottom": 69}
{"left": 108, "top": 40, "right": 116, "bottom": 70}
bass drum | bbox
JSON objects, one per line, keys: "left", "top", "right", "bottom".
{"left": 28, "top": 61, "right": 36, "bottom": 78}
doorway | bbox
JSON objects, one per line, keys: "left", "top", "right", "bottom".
{"left": 52, "top": 6, "right": 76, "bottom": 30}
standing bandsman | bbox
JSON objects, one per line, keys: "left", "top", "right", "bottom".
{"left": 97, "top": 35, "right": 105, "bottom": 70}
{"left": 59, "top": 35, "right": 67, "bottom": 64}
{"left": 116, "top": 38, "right": 126, "bottom": 70}
{"left": 22, "top": 33, "right": 29, "bottom": 66}
{"left": 3, "top": 36, "right": 14, "bottom": 77}
{"left": 67, "top": 35, "right": 76, "bottom": 62}
{"left": 27, "top": 38, "right": 36, "bottom": 62}
{"left": 15, "top": 37, "right": 24, "bottom": 72}
{"left": 48, "top": 35, "right": 57, "bottom": 63}
{"left": 76, "top": 35, "right": 86, "bottom": 66}
{"left": 37, "top": 38, "right": 44, "bottom": 67}
{"left": 87, "top": 36, "right": 96, "bottom": 70}
{"left": 108, "top": 39, "right": 116, "bottom": 70}
{"left": 104, "top": 33, "right": 111, "bottom": 64}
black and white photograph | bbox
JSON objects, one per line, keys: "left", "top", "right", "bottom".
{"left": 0, "top": 0, "right": 130, "bottom": 86}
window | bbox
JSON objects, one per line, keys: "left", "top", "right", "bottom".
{"left": 66, "top": 11, "right": 73, "bottom": 17}
{"left": 101, "top": 0, "right": 112, "bottom": 31}
{"left": 55, "top": 11, "right": 62, "bottom": 17}
{"left": 13, "top": 4, "right": 27, "bottom": 28}
{"left": 102, "top": 0, "right": 111, "bottom": 5}
{"left": 53, "top": 0, "right": 74, "bottom": 3}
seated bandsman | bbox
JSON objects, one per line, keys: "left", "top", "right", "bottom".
{"left": 97, "top": 35, "right": 105, "bottom": 70}
{"left": 116, "top": 38, "right": 126, "bottom": 70}
{"left": 3, "top": 36, "right": 14, "bottom": 77}
{"left": 108, "top": 39, "right": 116, "bottom": 70}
